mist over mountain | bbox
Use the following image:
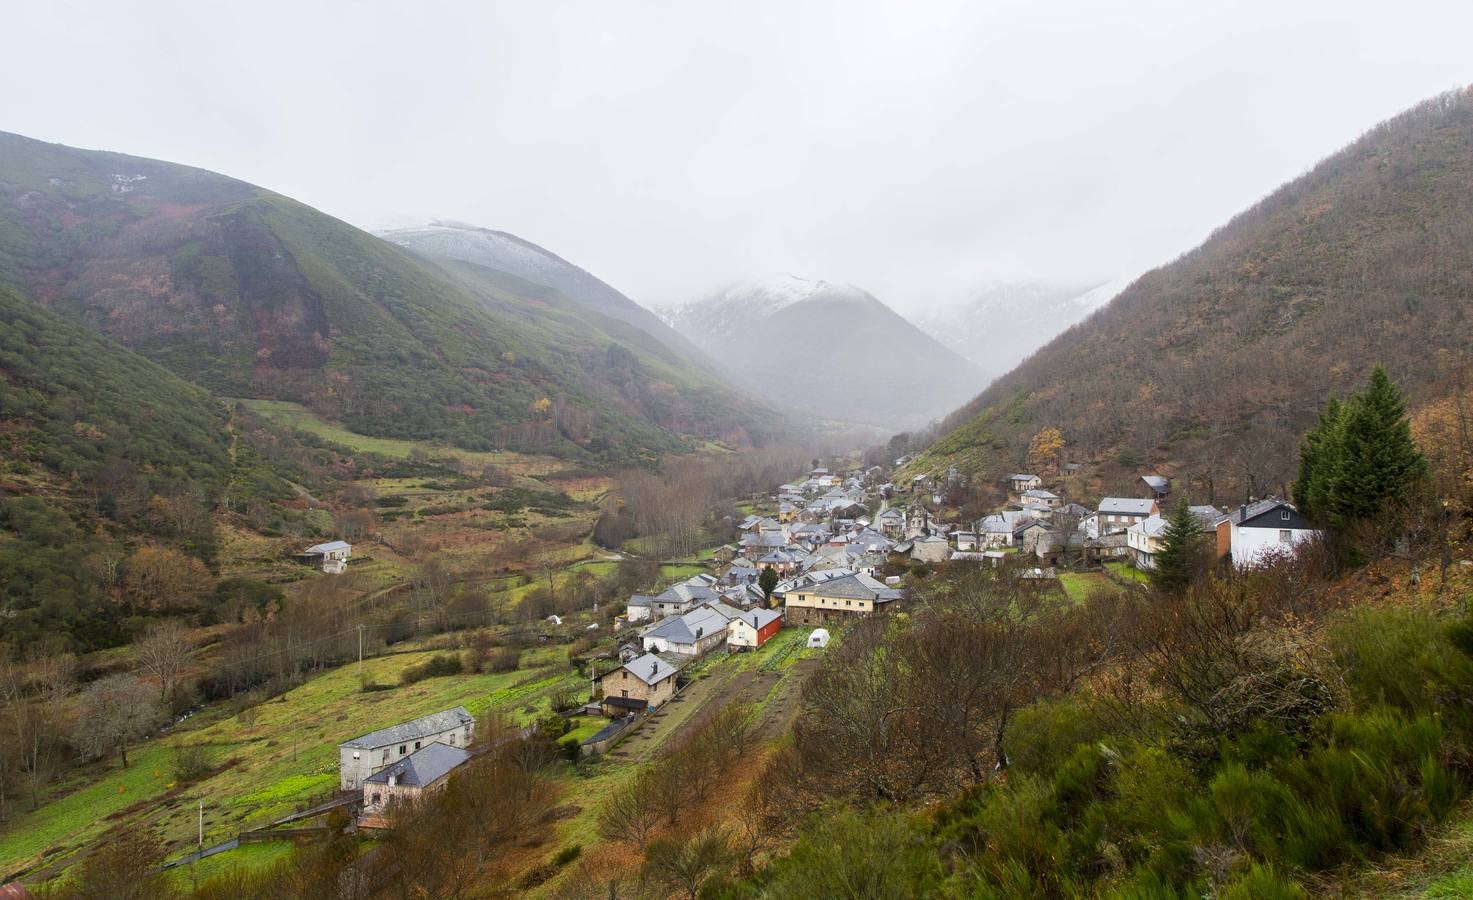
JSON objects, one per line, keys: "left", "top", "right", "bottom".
{"left": 378, "top": 223, "right": 710, "bottom": 367}
{"left": 906, "top": 279, "right": 1125, "bottom": 373}
{"left": 661, "top": 274, "right": 985, "bottom": 431}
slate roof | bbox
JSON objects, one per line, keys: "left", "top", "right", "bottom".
{"left": 363, "top": 741, "right": 469, "bottom": 788}
{"left": 737, "top": 608, "right": 783, "bottom": 630}
{"left": 1022, "top": 488, "right": 1059, "bottom": 500}
{"left": 341, "top": 707, "right": 474, "bottom": 750}
{"left": 643, "top": 607, "right": 729, "bottom": 645}
{"left": 616, "top": 652, "right": 683, "bottom": 686}
{"left": 1141, "top": 475, "right": 1171, "bottom": 491}
{"left": 1008, "top": 473, "right": 1038, "bottom": 482}
{"left": 979, "top": 514, "right": 1012, "bottom": 533}
{"left": 1099, "top": 498, "right": 1156, "bottom": 516}
{"left": 305, "top": 540, "right": 351, "bottom": 554}
{"left": 628, "top": 594, "right": 655, "bottom": 608}
{"left": 800, "top": 572, "right": 899, "bottom": 602}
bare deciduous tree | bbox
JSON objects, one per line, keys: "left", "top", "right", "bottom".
{"left": 133, "top": 620, "right": 195, "bottom": 702}
{"left": 73, "top": 674, "right": 164, "bottom": 768}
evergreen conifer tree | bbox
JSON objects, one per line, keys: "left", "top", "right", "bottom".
{"left": 1151, "top": 500, "right": 1204, "bottom": 593}
{"left": 1292, "top": 395, "right": 1342, "bottom": 520}
{"left": 1323, "top": 365, "right": 1428, "bottom": 526}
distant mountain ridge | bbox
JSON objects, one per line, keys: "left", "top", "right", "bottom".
{"left": 910, "top": 88, "right": 1473, "bottom": 499}
{"left": 0, "top": 131, "right": 781, "bottom": 462}
{"left": 662, "top": 274, "right": 986, "bottom": 431}
{"left": 379, "top": 222, "right": 711, "bottom": 367}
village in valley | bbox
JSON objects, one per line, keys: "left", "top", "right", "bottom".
{"left": 304, "top": 454, "right": 1325, "bottom": 849}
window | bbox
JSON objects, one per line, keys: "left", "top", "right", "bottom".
{"left": 371, "top": 792, "right": 381, "bottom": 805}
{"left": 352, "top": 751, "right": 360, "bottom": 760}
{"left": 622, "top": 670, "right": 628, "bottom": 680}
{"left": 414, "top": 741, "right": 421, "bottom": 750}
{"left": 621, "top": 689, "right": 629, "bottom": 698}
{"left": 1280, "top": 510, "right": 1291, "bottom": 520}
{"left": 1279, "top": 530, "right": 1292, "bottom": 543}
{"left": 399, "top": 745, "right": 407, "bottom": 755}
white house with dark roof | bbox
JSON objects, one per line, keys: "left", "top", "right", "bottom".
{"left": 338, "top": 706, "right": 475, "bottom": 790}
{"left": 1220, "top": 499, "right": 1322, "bottom": 568}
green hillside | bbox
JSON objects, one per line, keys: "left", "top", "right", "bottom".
{"left": 0, "top": 284, "right": 235, "bottom": 646}
{"left": 912, "top": 88, "right": 1473, "bottom": 496}
{"left": 0, "top": 131, "right": 780, "bottom": 464}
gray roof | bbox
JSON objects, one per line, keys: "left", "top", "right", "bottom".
{"left": 363, "top": 741, "right": 469, "bottom": 787}
{"left": 1224, "top": 498, "right": 1293, "bottom": 526}
{"left": 628, "top": 594, "right": 655, "bottom": 607}
{"left": 304, "top": 540, "right": 351, "bottom": 554}
{"left": 739, "top": 608, "right": 783, "bottom": 630}
{"left": 799, "top": 572, "right": 899, "bottom": 602}
{"left": 1099, "top": 497, "right": 1156, "bottom": 515}
{"left": 1141, "top": 475, "right": 1171, "bottom": 491}
{"left": 643, "top": 607, "right": 730, "bottom": 645}
{"left": 617, "top": 652, "right": 683, "bottom": 686}
{"left": 342, "top": 706, "right": 474, "bottom": 750}
{"left": 1008, "top": 473, "right": 1038, "bottom": 482}
{"left": 1022, "top": 488, "right": 1059, "bottom": 500}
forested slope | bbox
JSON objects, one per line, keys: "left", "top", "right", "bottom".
{"left": 913, "top": 88, "right": 1473, "bottom": 497}
{"left": 0, "top": 131, "right": 780, "bottom": 463}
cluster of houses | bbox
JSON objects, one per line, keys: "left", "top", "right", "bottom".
{"left": 326, "top": 462, "right": 1327, "bottom": 825}
{"left": 896, "top": 470, "right": 1323, "bottom": 572}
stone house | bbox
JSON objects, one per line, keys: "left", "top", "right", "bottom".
{"left": 338, "top": 706, "right": 475, "bottom": 790}
{"left": 361, "top": 742, "right": 470, "bottom": 817}
{"left": 599, "top": 652, "right": 682, "bottom": 716}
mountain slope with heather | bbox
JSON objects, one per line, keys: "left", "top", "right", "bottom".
{"left": 663, "top": 274, "right": 986, "bottom": 431}
{"left": 0, "top": 131, "right": 780, "bottom": 462}
{"left": 911, "top": 88, "right": 1473, "bottom": 497}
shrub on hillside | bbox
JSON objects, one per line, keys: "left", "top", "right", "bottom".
{"left": 399, "top": 653, "right": 464, "bottom": 685}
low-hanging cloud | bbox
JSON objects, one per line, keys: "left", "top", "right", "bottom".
{"left": 3, "top": 0, "right": 1471, "bottom": 313}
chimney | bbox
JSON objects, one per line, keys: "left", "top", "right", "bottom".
{"left": 651, "top": 661, "right": 658, "bottom": 677}
{"left": 388, "top": 771, "right": 397, "bottom": 787}
{"left": 1239, "top": 503, "right": 1247, "bottom": 523}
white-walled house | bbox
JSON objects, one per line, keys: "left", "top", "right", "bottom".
{"left": 303, "top": 540, "right": 352, "bottom": 574}
{"left": 1222, "top": 499, "right": 1322, "bottom": 568}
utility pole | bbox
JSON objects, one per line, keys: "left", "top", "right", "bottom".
{"left": 198, "top": 798, "right": 203, "bottom": 849}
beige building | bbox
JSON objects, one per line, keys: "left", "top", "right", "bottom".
{"left": 784, "top": 572, "right": 899, "bottom": 627}
{"left": 599, "top": 653, "right": 681, "bottom": 716}
{"left": 338, "top": 706, "right": 475, "bottom": 790}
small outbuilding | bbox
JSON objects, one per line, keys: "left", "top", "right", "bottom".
{"left": 807, "top": 628, "right": 831, "bottom": 649}
{"left": 302, "top": 540, "right": 352, "bottom": 574}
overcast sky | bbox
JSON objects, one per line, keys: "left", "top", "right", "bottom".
{"left": 3, "top": 1, "right": 1471, "bottom": 312}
